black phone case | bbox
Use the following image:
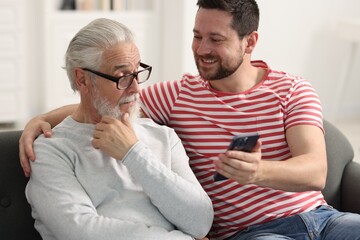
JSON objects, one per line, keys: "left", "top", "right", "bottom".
{"left": 214, "top": 134, "right": 259, "bottom": 181}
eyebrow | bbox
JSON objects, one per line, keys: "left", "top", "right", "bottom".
{"left": 113, "top": 63, "right": 131, "bottom": 72}
{"left": 112, "top": 61, "right": 141, "bottom": 72}
{"left": 193, "top": 29, "right": 226, "bottom": 38}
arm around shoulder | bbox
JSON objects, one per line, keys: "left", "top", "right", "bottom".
{"left": 19, "top": 104, "right": 79, "bottom": 176}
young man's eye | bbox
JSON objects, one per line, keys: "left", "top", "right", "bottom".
{"left": 212, "top": 38, "right": 222, "bottom": 43}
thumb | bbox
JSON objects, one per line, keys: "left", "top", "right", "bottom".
{"left": 253, "top": 140, "right": 262, "bottom": 153}
{"left": 121, "top": 112, "right": 130, "bottom": 126}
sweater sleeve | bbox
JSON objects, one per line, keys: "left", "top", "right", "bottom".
{"left": 26, "top": 140, "right": 195, "bottom": 240}
{"left": 122, "top": 135, "right": 214, "bottom": 239}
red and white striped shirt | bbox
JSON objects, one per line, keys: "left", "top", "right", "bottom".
{"left": 140, "top": 61, "right": 326, "bottom": 239}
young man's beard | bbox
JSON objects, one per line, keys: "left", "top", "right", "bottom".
{"left": 92, "top": 88, "right": 140, "bottom": 123}
{"left": 194, "top": 53, "right": 243, "bottom": 81}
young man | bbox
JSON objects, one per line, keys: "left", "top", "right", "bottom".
{"left": 20, "top": 1, "right": 360, "bottom": 239}
{"left": 25, "top": 18, "right": 213, "bottom": 240}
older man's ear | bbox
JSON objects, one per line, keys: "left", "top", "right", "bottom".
{"left": 74, "top": 67, "right": 89, "bottom": 92}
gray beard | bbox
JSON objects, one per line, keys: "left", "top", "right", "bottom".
{"left": 92, "top": 88, "right": 140, "bottom": 123}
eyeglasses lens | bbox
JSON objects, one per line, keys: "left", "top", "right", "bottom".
{"left": 137, "top": 70, "right": 150, "bottom": 83}
{"left": 117, "top": 69, "right": 150, "bottom": 89}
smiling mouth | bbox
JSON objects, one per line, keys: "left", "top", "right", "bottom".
{"left": 201, "top": 58, "right": 216, "bottom": 64}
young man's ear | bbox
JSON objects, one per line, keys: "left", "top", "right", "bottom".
{"left": 244, "top": 31, "right": 258, "bottom": 54}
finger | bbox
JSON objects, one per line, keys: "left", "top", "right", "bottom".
{"left": 214, "top": 154, "right": 232, "bottom": 171}
{"left": 219, "top": 152, "right": 251, "bottom": 173}
{"left": 215, "top": 157, "right": 247, "bottom": 182}
{"left": 91, "top": 138, "right": 100, "bottom": 149}
{"left": 94, "top": 122, "right": 105, "bottom": 132}
{"left": 225, "top": 150, "right": 246, "bottom": 160}
{"left": 24, "top": 138, "right": 36, "bottom": 161}
{"left": 19, "top": 146, "right": 31, "bottom": 177}
{"left": 19, "top": 135, "right": 36, "bottom": 176}
{"left": 100, "top": 115, "right": 115, "bottom": 124}
{"left": 93, "top": 128, "right": 105, "bottom": 140}
{"left": 40, "top": 122, "right": 53, "bottom": 138}
{"left": 96, "top": 116, "right": 117, "bottom": 131}
{"left": 214, "top": 159, "right": 232, "bottom": 179}
{"left": 92, "top": 124, "right": 105, "bottom": 146}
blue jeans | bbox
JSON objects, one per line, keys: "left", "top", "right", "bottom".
{"left": 227, "top": 205, "right": 360, "bottom": 240}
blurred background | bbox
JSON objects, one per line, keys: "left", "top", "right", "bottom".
{"left": 0, "top": 0, "right": 359, "bottom": 160}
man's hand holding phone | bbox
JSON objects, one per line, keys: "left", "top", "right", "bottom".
{"left": 214, "top": 134, "right": 261, "bottom": 182}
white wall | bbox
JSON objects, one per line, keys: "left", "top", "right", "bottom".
{"left": 22, "top": 0, "right": 360, "bottom": 124}
{"left": 25, "top": 0, "right": 45, "bottom": 120}
{"left": 175, "top": 0, "right": 360, "bottom": 122}
{"left": 256, "top": 0, "right": 360, "bottom": 121}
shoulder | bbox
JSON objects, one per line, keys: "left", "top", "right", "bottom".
{"left": 264, "top": 67, "right": 314, "bottom": 93}
{"left": 135, "top": 118, "right": 175, "bottom": 134}
{"left": 34, "top": 117, "right": 93, "bottom": 150}
{"left": 135, "top": 118, "right": 180, "bottom": 141}
{"left": 253, "top": 60, "right": 308, "bottom": 84}
{"left": 142, "top": 73, "right": 203, "bottom": 92}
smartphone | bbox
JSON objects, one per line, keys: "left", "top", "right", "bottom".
{"left": 214, "top": 133, "right": 260, "bottom": 181}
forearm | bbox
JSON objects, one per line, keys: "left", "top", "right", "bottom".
{"left": 40, "top": 104, "right": 78, "bottom": 128}
{"left": 29, "top": 197, "right": 194, "bottom": 240}
{"left": 123, "top": 142, "right": 213, "bottom": 238}
{"left": 257, "top": 125, "right": 327, "bottom": 192}
{"left": 257, "top": 153, "right": 327, "bottom": 192}
{"left": 46, "top": 214, "right": 194, "bottom": 240}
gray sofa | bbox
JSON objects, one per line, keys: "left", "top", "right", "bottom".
{"left": 0, "top": 119, "right": 359, "bottom": 240}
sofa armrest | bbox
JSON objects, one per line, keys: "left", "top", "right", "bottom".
{"left": 342, "top": 161, "right": 360, "bottom": 214}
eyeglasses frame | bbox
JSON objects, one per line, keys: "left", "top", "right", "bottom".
{"left": 82, "top": 62, "right": 152, "bottom": 90}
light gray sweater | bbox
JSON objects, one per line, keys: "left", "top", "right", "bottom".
{"left": 26, "top": 117, "right": 213, "bottom": 240}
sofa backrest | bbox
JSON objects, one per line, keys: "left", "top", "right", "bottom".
{"left": 0, "top": 120, "right": 355, "bottom": 239}
{"left": 322, "top": 119, "right": 354, "bottom": 209}
{"left": 0, "top": 130, "right": 41, "bottom": 240}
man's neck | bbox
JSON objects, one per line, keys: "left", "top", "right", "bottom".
{"left": 208, "top": 60, "right": 266, "bottom": 93}
{"left": 71, "top": 103, "right": 100, "bottom": 124}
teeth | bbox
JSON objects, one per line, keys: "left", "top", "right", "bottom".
{"left": 202, "top": 59, "right": 215, "bottom": 63}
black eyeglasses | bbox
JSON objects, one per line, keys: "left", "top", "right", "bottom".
{"left": 82, "top": 62, "right": 152, "bottom": 90}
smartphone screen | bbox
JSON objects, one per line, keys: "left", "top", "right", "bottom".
{"left": 214, "top": 133, "right": 260, "bottom": 181}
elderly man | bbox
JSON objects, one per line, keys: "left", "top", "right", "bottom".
{"left": 25, "top": 18, "right": 213, "bottom": 240}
